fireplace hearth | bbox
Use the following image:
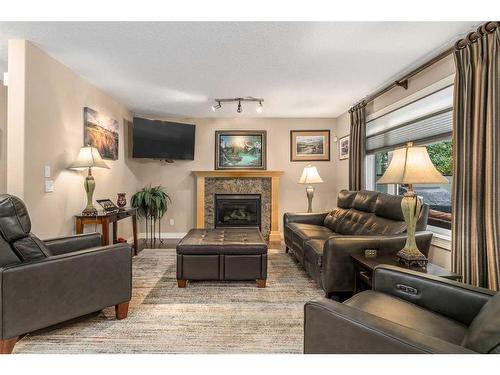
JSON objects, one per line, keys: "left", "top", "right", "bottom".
{"left": 215, "top": 194, "right": 261, "bottom": 229}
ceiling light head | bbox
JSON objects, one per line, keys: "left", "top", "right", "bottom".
{"left": 211, "top": 101, "right": 221, "bottom": 112}
{"left": 237, "top": 100, "right": 242, "bottom": 113}
{"left": 256, "top": 100, "right": 263, "bottom": 113}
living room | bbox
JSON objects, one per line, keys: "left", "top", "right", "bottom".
{"left": 1, "top": 1, "right": 499, "bottom": 373}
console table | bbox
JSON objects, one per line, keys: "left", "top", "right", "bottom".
{"left": 75, "top": 208, "right": 138, "bottom": 255}
{"left": 351, "top": 253, "right": 461, "bottom": 294}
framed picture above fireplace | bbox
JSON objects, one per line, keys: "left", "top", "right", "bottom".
{"left": 215, "top": 130, "right": 267, "bottom": 170}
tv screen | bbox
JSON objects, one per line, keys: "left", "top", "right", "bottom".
{"left": 132, "top": 117, "right": 195, "bottom": 160}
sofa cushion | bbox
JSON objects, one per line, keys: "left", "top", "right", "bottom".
{"left": 0, "top": 194, "right": 32, "bottom": 242}
{"left": 363, "top": 215, "right": 407, "bottom": 235}
{"left": 462, "top": 292, "right": 500, "bottom": 353}
{"left": 304, "top": 239, "right": 325, "bottom": 267}
{"left": 337, "top": 190, "right": 357, "bottom": 209}
{"left": 352, "top": 191, "right": 378, "bottom": 213}
{"left": 374, "top": 193, "right": 405, "bottom": 221}
{"left": 333, "top": 209, "right": 376, "bottom": 235}
{"left": 346, "top": 290, "right": 468, "bottom": 345}
{"left": 286, "top": 223, "right": 335, "bottom": 241}
{"left": 0, "top": 235, "right": 21, "bottom": 267}
{"left": 323, "top": 207, "right": 350, "bottom": 232}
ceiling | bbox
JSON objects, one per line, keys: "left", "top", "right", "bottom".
{"left": 0, "top": 22, "right": 476, "bottom": 118}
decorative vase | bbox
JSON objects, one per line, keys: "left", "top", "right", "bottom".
{"left": 117, "top": 193, "right": 127, "bottom": 208}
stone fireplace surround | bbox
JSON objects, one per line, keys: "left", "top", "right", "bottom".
{"left": 193, "top": 171, "right": 284, "bottom": 244}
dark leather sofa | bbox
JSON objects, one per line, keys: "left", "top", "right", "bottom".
{"left": 284, "top": 190, "right": 433, "bottom": 296}
{"left": 0, "top": 194, "right": 132, "bottom": 354}
{"left": 304, "top": 265, "right": 500, "bottom": 353}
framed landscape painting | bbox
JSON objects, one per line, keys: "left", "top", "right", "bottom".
{"left": 290, "top": 130, "right": 330, "bottom": 161}
{"left": 83, "top": 107, "right": 119, "bottom": 160}
{"left": 215, "top": 130, "right": 266, "bottom": 170}
{"left": 339, "top": 135, "right": 350, "bottom": 160}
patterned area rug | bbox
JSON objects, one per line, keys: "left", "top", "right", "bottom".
{"left": 14, "top": 248, "right": 324, "bottom": 354}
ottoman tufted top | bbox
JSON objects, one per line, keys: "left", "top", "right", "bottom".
{"left": 177, "top": 228, "right": 267, "bottom": 255}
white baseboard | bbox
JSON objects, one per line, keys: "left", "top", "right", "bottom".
{"left": 127, "top": 232, "right": 187, "bottom": 243}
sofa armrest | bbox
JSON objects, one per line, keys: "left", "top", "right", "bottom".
{"left": 283, "top": 212, "right": 329, "bottom": 226}
{"left": 304, "top": 298, "right": 474, "bottom": 354}
{"left": 321, "top": 231, "right": 433, "bottom": 293}
{"left": 0, "top": 243, "right": 132, "bottom": 340}
{"left": 373, "top": 265, "right": 495, "bottom": 325}
{"left": 43, "top": 232, "right": 102, "bottom": 255}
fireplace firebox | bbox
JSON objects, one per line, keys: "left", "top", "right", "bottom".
{"left": 215, "top": 194, "right": 261, "bottom": 229}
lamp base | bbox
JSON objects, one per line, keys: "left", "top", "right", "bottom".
{"left": 306, "top": 185, "right": 314, "bottom": 213}
{"left": 81, "top": 206, "right": 98, "bottom": 216}
{"left": 396, "top": 248, "right": 428, "bottom": 268}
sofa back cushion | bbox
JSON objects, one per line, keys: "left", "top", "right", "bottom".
{"left": 337, "top": 190, "right": 357, "bottom": 208}
{"left": 462, "top": 292, "right": 500, "bottom": 353}
{"left": 0, "top": 235, "right": 21, "bottom": 267}
{"left": 352, "top": 190, "right": 378, "bottom": 212}
{"left": 0, "top": 194, "right": 51, "bottom": 262}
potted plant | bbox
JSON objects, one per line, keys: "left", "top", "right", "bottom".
{"left": 131, "top": 185, "right": 172, "bottom": 247}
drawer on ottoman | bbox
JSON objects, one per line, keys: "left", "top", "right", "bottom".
{"left": 178, "top": 254, "right": 219, "bottom": 280}
{"left": 224, "top": 254, "right": 264, "bottom": 280}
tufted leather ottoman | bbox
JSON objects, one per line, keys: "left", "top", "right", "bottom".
{"left": 176, "top": 228, "right": 268, "bottom": 288}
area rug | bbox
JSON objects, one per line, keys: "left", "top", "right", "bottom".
{"left": 13, "top": 248, "right": 324, "bottom": 354}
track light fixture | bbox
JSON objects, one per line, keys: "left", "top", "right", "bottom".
{"left": 210, "top": 97, "right": 264, "bottom": 114}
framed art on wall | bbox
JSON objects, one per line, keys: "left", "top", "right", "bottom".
{"left": 84, "top": 107, "right": 119, "bottom": 160}
{"left": 290, "top": 130, "right": 330, "bottom": 161}
{"left": 339, "top": 135, "right": 350, "bottom": 160}
{"left": 215, "top": 130, "right": 267, "bottom": 170}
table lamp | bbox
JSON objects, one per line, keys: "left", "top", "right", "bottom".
{"left": 299, "top": 165, "right": 324, "bottom": 213}
{"left": 377, "top": 142, "right": 447, "bottom": 267}
{"left": 70, "top": 146, "right": 109, "bottom": 216}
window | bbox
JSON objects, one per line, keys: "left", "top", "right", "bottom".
{"left": 365, "top": 79, "right": 454, "bottom": 230}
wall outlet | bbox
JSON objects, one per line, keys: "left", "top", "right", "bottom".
{"left": 169, "top": 219, "right": 175, "bottom": 226}
{"left": 44, "top": 180, "right": 55, "bottom": 193}
{"left": 44, "top": 165, "right": 51, "bottom": 178}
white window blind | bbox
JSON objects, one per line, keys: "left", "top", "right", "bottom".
{"left": 366, "top": 85, "right": 453, "bottom": 154}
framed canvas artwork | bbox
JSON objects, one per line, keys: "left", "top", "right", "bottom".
{"left": 215, "top": 130, "right": 267, "bottom": 170}
{"left": 290, "top": 130, "right": 330, "bottom": 161}
{"left": 84, "top": 107, "right": 119, "bottom": 160}
{"left": 339, "top": 135, "right": 350, "bottom": 160}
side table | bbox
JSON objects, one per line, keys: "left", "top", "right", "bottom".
{"left": 75, "top": 207, "right": 138, "bottom": 255}
{"left": 351, "top": 253, "right": 461, "bottom": 294}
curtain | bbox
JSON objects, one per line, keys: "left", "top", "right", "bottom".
{"left": 349, "top": 103, "right": 366, "bottom": 190}
{"left": 452, "top": 22, "right": 500, "bottom": 291}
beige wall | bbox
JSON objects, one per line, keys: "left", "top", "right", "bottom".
{"left": 7, "top": 40, "right": 143, "bottom": 240}
{"left": 133, "top": 117, "right": 339, "bottom": 235}
{"left": 334, "top": 54, "right": 455, "bottom": 269}
{"left": 0, "top": 81, "right": 6, "bottom": 193}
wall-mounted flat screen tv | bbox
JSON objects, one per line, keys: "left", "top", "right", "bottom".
{"left": 132, "top": 117, "right": 195, "bottom": 160}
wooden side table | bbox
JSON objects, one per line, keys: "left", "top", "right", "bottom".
{"left": 351, "top": 253, "right": 461, "bottom": 294}
{"left": 75, "top": 208, "right": 138, "bottom": 255}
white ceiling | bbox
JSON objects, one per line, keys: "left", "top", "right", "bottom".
{"left": 0, "top": 22, "right": 476, "bottom": 118}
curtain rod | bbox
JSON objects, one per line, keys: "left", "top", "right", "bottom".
{"left": 349, "top": 21, "right": 499, "bottom": 113}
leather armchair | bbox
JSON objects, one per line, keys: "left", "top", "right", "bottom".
{"left": 0, "top": 195, "right": 132, "bottom": 354}
{"left": 304, "top": 265, "right": 499, "bottom": 354}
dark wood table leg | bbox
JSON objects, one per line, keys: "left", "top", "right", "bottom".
{"left": 76, "top": 217, "right": 84, "bottom": 234}
{"left": 115, "top": 302, "right": 129, "bottom": 320}
{"left": 112, "top": 220, "right": 118, "bottom": 244}
{"left": 101, "top": 217, "right": 110, "bottom": 246}
{"left": 132, "top": 213, "right": 138, "bottom": 255}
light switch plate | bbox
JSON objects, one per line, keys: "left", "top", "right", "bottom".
{"left": 44, "top": 180, "right": 55, "bottom": 193}
{"left": 44, "top": 165, "right": 51, "bottom": 178}
{"left": 169, "top": 219, "right": 175, "bottom": 226}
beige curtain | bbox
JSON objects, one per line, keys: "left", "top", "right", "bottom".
{"left": 349, "top": 103, "right": 366, "bottom": 190}
{"left": 452, "top": 22, "right": 500, "bottom": 290}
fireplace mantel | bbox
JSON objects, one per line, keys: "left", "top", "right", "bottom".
{"left": 193, "top": 170, "right": 284, "bottom": 245}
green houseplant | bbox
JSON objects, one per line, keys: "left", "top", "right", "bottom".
{"left": 131, "top": 185, "right": 172, "bottom": 247}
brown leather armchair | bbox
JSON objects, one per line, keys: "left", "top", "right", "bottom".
{"left": 0, "top": 194, "right": 132, "bottom": 354}
{"left": 304, "top": 265, "right": 500, "bottom": 354}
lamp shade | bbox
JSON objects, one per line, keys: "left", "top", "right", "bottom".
{"left": 299, "top": 165, "right": 324, "bottom": 184}
{"left": 70, "top": 146, "right": 109, "bottom": 170}
{"left": 377, "top": 144, "right": 448, "bottom": 185}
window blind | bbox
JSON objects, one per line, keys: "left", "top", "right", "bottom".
{"left": 366, "top": 85, "right": 453, "bottom": 154}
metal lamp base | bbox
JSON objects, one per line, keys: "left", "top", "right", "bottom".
{"left": 396, "top": 248, "right": 428, "bottom": 268}
{"left": 306, "top": 185, "right": 314, "bottom": 213}
{"left": 81, "top": 168, "right": 98, "bottom": 216}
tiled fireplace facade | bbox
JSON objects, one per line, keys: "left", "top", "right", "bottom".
{"left": 205, "top": 177, "right": 272, "bottom": 238}
{"left": 193, "top": 171, "right": 283, "bottom": 245}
